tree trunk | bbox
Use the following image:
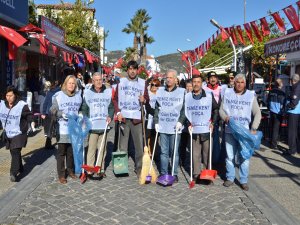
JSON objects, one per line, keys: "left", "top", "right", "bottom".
{"left": 140, "top": 34, "right": 145, "bottom": 64}
{"left": 133, "top": 35, "right": 139, "bottom": 61}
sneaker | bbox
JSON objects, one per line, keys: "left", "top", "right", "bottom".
{"left": 241, "top": 183, "right": 249, "bottom": 191}
{"left": 174, "top": 175, "right": 179, "bottom": 183}
{"left": 223, "top": 180, "right": 234, "bottom": 187}
{"left": 10, "top": 174, "right": 16, "bottom": 182}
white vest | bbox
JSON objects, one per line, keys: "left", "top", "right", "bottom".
{"left": 55, "top": 91, "right": 82, "bottom": 135}
{"left": 0, "top": 100, "right": 27, "bottom": 138}
{"left": 223, "top": 88, "right": 255, "bottom": 133}
{"left": 118, "top": 77, "right": 145, "bottom": 119}
{"left": 84, "top": 88, "right": 112, "bottom": 130}
{"left": 147, "top": 91, "right": 157, "bottom": 129}
{"left": 203, "top": 85, "right": 222, "bottom": 103}
{"left": 156, "top": 87, "right": 185, "bottom": 134}
{"left": 185, "top": 91, "right": 212, "bottom": 134}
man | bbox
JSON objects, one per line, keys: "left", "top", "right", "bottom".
{"left": 113, "top": 60, "right": 149, "bottom": 178}
{"left": 81, "top": 72, "right": 114, "bottom": 178}
{"left": 219, "top": 74, "right": 261, "bottom": 191}
{"left": 154, "top": 69, "right": 185, "bottom": 182}
{"left": 285, "top": 74, "right": 300, "bottom": 155}
{"left": 203, "top": 71, "right": 222, "bottom": 164}
{"left": 185, "top": 75, "right": 219, "bottom": 182}
{"left": 267, "top": 78, "right": 286, "bottom": 150}
{"left": 76, "top": 71, "right": 85, "bottom": 91}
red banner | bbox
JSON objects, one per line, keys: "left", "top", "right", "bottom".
{"left": 229, "top": 27, "right": 238, "bottom": 45}
{"left": 271, "top": 12, "right": 286, "bottom": 33}
{"left": 243, "top": 23, "right": 254, "bottom": 44}
{"left": 250, "top": 21, "right": 263, "bottom": 42}
{"left": 260, "top": 17, "right": 270, "bottom": 36}
{"left": 283, "top": 5, "right": 300, "bottom": 31}
{"left": 0, "top": 25, "right": 27, "bottom": 47}
{"left": 220, "top": 27, "right": 229, "bottom": 42}
{"left": 236, "top": 25, "right": 245, "bottom": 45}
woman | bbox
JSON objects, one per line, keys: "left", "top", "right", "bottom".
{"left": 0, "top": 86, "right": 33, "bottom": 182}
{"left": 50, "top": 75, "right": 82, "bottom": 184}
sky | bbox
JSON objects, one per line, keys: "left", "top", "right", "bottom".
{"left": 35, "top": 0, "right": 297, "bottom": 57}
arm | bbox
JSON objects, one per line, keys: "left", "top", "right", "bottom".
{"left": 112, "top": 83, "right": 120, "bottom": 113}
{"left": 178, "top": 97, "right": 186, "bottom": 124}
{"left": 211, "top": 93, "right": 219, "bottom": 125}
{"left": 80, "top": 98, "right": 89, "bottom": 117}
{"left": 287, "top": 84, "right": 300, "bottom": 110}
{"left": 219, "top": 100, "right": 228, "bottom": 122}
{"left": 108, "top": 100, "right": 115, "bottom": 120}
{"left": 153, "top": 101, "right": 160, "bottom": 124}
{"left": 251, "top": 97, "right": 262, "bottom": 130}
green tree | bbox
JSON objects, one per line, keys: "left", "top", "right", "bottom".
{"left": 29, "top": 0, "right": 38, "bottom": 26}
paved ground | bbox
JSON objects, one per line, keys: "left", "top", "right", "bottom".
{"left": 0, "top": 127, "right": 299, "bottom": 225}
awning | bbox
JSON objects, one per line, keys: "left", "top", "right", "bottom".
{"left": 0, "top": 25, "right": 27, "bottom": 47}
{"left": 84, "top": 48, "right": 100, "bottom": 63}
{"left": 49, "top": 39, "right": 78, "bottom": 54}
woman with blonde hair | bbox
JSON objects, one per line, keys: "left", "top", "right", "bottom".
{"left": 50, "top": 75, "right": 82, "bottom": 184}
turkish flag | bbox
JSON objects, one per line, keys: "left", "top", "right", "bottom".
{"left": 283, "top": 5, "right": 300, "bottom": 31}
{"left": 271, "top": 12, "right": 286, "bottom": 33}
{"left": 229, "top": 27, "right": 238, "bottom": 45}
{"left": 0, "top": 25, "right": 27, "bottom": 47}
{"left": 8, "top": 41, "right": 18, "bottom": 60}
{"left": 243, "top": 23, "right": 254, "bottom": 44}
{"left": 188, "top": 50, "right": 197, "bottom": 63}
{"left": 18, "top": 23, "right": 44, "bottom": 34}
{"left": 220, "top": 27, "right": 229, "bottom": 42}
{"left": 236, "top": 25, "right": 245, "bottom": 45}
{"left": 250, "top": 21, "right": 263, "bottom": 42}
{"left": 260, "top": 17, "right": 270, "bottom": 36}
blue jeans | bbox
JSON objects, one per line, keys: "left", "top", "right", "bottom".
{"left": 225, "top": 133, "right": 249, "bottom": 184}
{"left": 212, "top": 123, "right": 221, "bottom": 164}
{"left": 160, "top": 133, "right": 181, "bottom": 176}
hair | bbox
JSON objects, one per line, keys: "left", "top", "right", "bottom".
{"left": 192, "top": 75, "right": 202, "bottom": 81}
{"left": 166, "top": 69, "right": 178, "bottom": 78}
{"left": 92, "top": 72, "right": 102, "bottom": 79}
{"left": 275, "top": 78, "right": 283, "bottom": 88}
{"left": 234, "top": 73, "right": 246, "bottom": 82}
{"left": 126, "top": 60, "right": 139, "bottom": 70}
{"left": 5, "top": 86, "right": 21, "bottom": 103}
{"left": 150, "top": 78, "right": 161, "bottom": 87}
{"left": 291, "top": 74, "right": 300, "bottom": 82}
{"left": 61, "top": 75, "right": 78, "bottom": 93}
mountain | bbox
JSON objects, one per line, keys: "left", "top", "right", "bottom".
{"left": 105, "top": 51, "right": 184, "bottom": 73}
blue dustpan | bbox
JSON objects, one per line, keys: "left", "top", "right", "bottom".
{"left": 156, "top": 175, "right": 176, "bottom": 186}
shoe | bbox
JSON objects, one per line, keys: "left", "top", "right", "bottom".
{"left": 59, "top": 177, "right": 67, "bottom": 184}
{"left": 270, "top": 145, "right": 278, "bottom": 150}
{"left": 97, "top": 172, "right": 106, "bottom": 178}
{"left": 69, "top": 173, "right": 77, "bottom": 179}
{"left": 10, "top": 174, "right": 16, "bottom": 182}
{"left": 241, "top": 183, "right": 249, "bottom": 191}
{"left": 282, "top": 151, "right": 295, "bottom": 156}
{"left": 223, "top": 180, "right": 234, "bottom": 187}
{"left": 192, "top": 174, "right": 199, "bottom": 181}
{"left": 174, "top": 175, "right": 179, "bottom": 183}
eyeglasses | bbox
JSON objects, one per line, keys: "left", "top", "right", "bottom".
{"left": 151, "top": 84, "right": 159, "bottom": 87}
{"left": 229, "top": 77, "right": 234, "bottom": 80}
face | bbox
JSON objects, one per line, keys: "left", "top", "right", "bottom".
{"left": 209, "top": 75, "right": 218, "bottom": 85}
{"left": 229, "top": 76, "right": 235, "bottom": 85}
{"left": 93, "top": 75, "right": 103, "bottom": 89}
{"left": 185, "top": 83, "right": 193, "bottom": 93}
{"left": 166, "top": 72, "right": 176, "bottom": 87}
{"left": 127, "top": 66, "right": 138, "bottom": 79}
{"left": 66, "top": 77, "right": 76, "bottom": 93}
{"left": 234, "top": 78, "right": 246, "bottom": 93}
{"left": 150, "top": 83, "right": 159, "bottom": 93}
{"left": 6, "top": 91, "right": 16, "bottom": 105}
{"left": 192, "top": 77, "right": 202, "bottom": 92}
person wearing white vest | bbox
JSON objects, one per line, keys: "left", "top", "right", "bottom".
{"left": 219, "top": 74, "right": 261, "bottom": 191}
{"left": 0, "top": 86, "right": 33, "bottom": 182}
{"left": 185, "top": 75, "right": 219, "bottom": 182}
{"left": 50, "top": 75, "right": 82, "bottom": 184}
{"left": 154, "top": 69, "right": 186, "bottom": 182}
{"left": 81, "top": 72, "right": 114, "bottom": 178}
{"left": 112, "top": 60, "right": 149, "bottom": 178}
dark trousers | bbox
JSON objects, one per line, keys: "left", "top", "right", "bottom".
{"left": 288, "top": 113, "right": 300, "bottom": 154}
{"left": 57, "top": 143, "right": 74, "bottom": 178}
{"left": 192, "top": 134, "right": 209, "bottom": 175}
{"left": 270, "top": 112, "right": 283, "bottom": 148}
{"left": 10, "top": 148, "right": 23, "bottom": 176}
{"left": 179, "top": 132, "right": 189, "bottom": 167}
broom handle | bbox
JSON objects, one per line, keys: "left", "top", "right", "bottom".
{"left": 190, "top": 131, "right": 193, "bottom": 182}
{"left": 141, "top": 102, "right": 147, "bottom": 146}
{"left": 209, "top": 126, "right": 212, "bottom": 170}
{"left": 149, "top": 131, "right": 158, "bottom": 174}
{"left": 95, "top": 122, "right": 108, "bottom": 166}
{"left": 172, "top": 128, "right": 178, "bottom": 176}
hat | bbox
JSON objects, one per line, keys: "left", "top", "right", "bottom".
{"left": 207, "top": 71, "right": 218, "bottom": 79}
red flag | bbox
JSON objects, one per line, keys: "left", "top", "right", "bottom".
{"left": 236, "top": 25, "right": 245, "bottom": 45}
{"left": 206, "top": 38, "right": 211, "bottom": 51}
{"left": 62, "top": 51, "right": 67, "bottom": 62}
{"left": 8, "top": 41, "right": 18, "bottom": 60}
{"left": 0, "top": 25, "right": 27, "bottom": 47}
{"left": 52, "top": 44, "right": 59, "bottom": 56}
{"left": 220, "top": 27, "right": 229, "bottom": 42}
{"left": 212, "top": 33, "right": 215, "bottom": 44}
{"left": 74, "top": 54, "right": 80, "bottom": 64}
{"left": 243, "top": 23, "right": 254, "bottom": 44}
{"left": 181, "top": 52, "right": 189, "bottom": 64}
{"left": 283, "top": 5, "right": 300, "bottom": 31}
{"left": 115, "top": 57, "right": 124, "bottom": 68}
{"left": 297, "top": 0, "right": 300, "bottom": 8}
{"left": 229, "top": 27, "right": 238, "bottom": 45}
{"left": 199, "top": 45, "right": 204, "bottom": 57}
{"left": 188, "top": 50, "right": 197, "bottom": 63}
{"left": 271, "top": 12, "right": 286, "bottom": 33}
{"left": 250, "top": 21, "right": 263, "bottom": 42}
{"left": 194, "top": 47, "right": 199, "bottom": 56}
{"left": 18, "top": 23, "right": 44, "bottom": 34}
{"left": 84, "top": 50, "right": 93, "bottom": 63}
{"left": 191, "top": 67, "right": 200, "bottom": 75}
{"left": 260, "top": 17, "right": 270, "bottom": 36}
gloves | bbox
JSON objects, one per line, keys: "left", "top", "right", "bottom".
{"left": 62, "top": 113, "right": 68, "bottom": 120}
{"left": 188, "top": 126, "right": 193, "bottom": 135}
{"left": 176, "top": 122, "right": 182, "bottom": 131}
{"left": 155, "top": 124, "right": 159, "bottom": 133}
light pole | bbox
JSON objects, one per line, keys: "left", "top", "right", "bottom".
{"left": 177, "top": 48, "right": 192, "bottom": 79}
{"left": 210, "top": 19, "right": 237, "bottom": 72}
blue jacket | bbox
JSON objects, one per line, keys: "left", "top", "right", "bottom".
{"left": 287, "top": 82, "right": 300, "bottom": 114}
{"left": 42, "top": 86, "right": 61, "bottom": 115}
{"left": 267, "top": 88, "right": 286, "bottom": 114}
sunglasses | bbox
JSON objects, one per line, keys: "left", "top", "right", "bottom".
{"left": 151, "top": 84, "right": 159, "bottom": 87}
{"left": 229, "top": 77, "right": 234, "bottom": 80}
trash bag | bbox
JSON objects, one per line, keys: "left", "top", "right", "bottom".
{"left": 228, "top": 118, "right": 263, "bottom": 160}
{"left": 67, "top": 114, "right": 91, "bottom": 174}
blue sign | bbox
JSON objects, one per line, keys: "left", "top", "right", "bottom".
{"left": 0, "top": 0, "right": 28, "bottom": 26}
{"left": 6, "top": 60, "right": 14, "bottom": 86}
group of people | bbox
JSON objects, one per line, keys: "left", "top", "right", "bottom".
{"left": 1, "top": 60, "right": 299, "bottom": 192}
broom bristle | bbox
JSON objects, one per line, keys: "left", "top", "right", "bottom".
{"left": 139, "top": 146, "right": 151, "bottom": 184}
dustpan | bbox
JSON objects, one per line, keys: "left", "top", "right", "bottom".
{"left": 112, "top": 122, "right": 129, "bottom": 175}
{"left": 200, "top": 127, "right": 217, "bottom": 181}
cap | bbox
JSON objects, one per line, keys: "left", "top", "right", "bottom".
{"left": 207, "top": 71, "right": 218, "bottom": 79}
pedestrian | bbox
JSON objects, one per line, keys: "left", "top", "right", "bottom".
{"left": 154, "top": 69, "right": 186, "bottom": 182}
{"left": 203, "top": 71, "right": 222, "bottom": 165}
{"left": 75, "top": 71, "right": 85, "bottom": 92}
{"left": 112, "top": 60, "right": 149, "bottom": 178}
{"left": 50, "top": 75, "right": 82, "bottom": 184}
{"left": 0, "top": 86, "right": 33, "bottom": 182}
{"left": 81, "top": 72, "right": 114, "bottom": 178}
{"left": 185, "top": 75, "right": 219, "bottom": 183}
{"left": 267, "top": 78, "right": 287, "bottom": 150}
{"left": 284, "top": 74, "right": 300, "bottom": 156}
{"left": 41, "top": 80, "right": 61, "bottom": 149}
{"left": 220, "top": 74, "right": 261, "bottom": 191}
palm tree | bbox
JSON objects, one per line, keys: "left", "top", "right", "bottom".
{"left": 122, "top": 18, "right": 140, "bottom": 61}
{"left": 142, "top": 33, "right": 155, "bottom": 60}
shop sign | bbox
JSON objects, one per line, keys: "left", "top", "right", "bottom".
{"left": 6, "top": 60, "right": 14, "bottom": 86}
{"left": 39, "top": 15, "right": 65, "bottom": 44}
{"left": 0, "top": 0, "right": 28, "bottom": 26}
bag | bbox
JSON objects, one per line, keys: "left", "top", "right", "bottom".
{"left": 0, "top": 130, "right": 7, "bottom": 142}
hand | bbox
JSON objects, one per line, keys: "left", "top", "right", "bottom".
{"left": 176, "top": 122, "right": 182, "bottom": 131}
{"left": 225, "top": 116, "right": 230, "bottom": 124}
{"left": 155, "top": 124, "right": 159, "bottom": 133}
{"left": 188, "top": 126, "right": 193, "bottom": 135}
{"left": 209, "top": 124, "right": 214, "bottom": 132}
{"left": 41, "top": 115, "right": 46, "bottom": 119}
{"left": 139, "top": 94, "right": 145, "bottom": 103}
{"left": 78, "top": 113, "right": 83, "bottom": 119}
{"left": 62, "top": 113, "right": 68, "bottom": 120}
{"left": 117, "top": 112, "right": 123, "bottom": 122}
{"left": 251, "top": 129, "right": 257, "bottom": 135}
{"left": 106, "top": 117, "right": 112, "bottom": 124}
